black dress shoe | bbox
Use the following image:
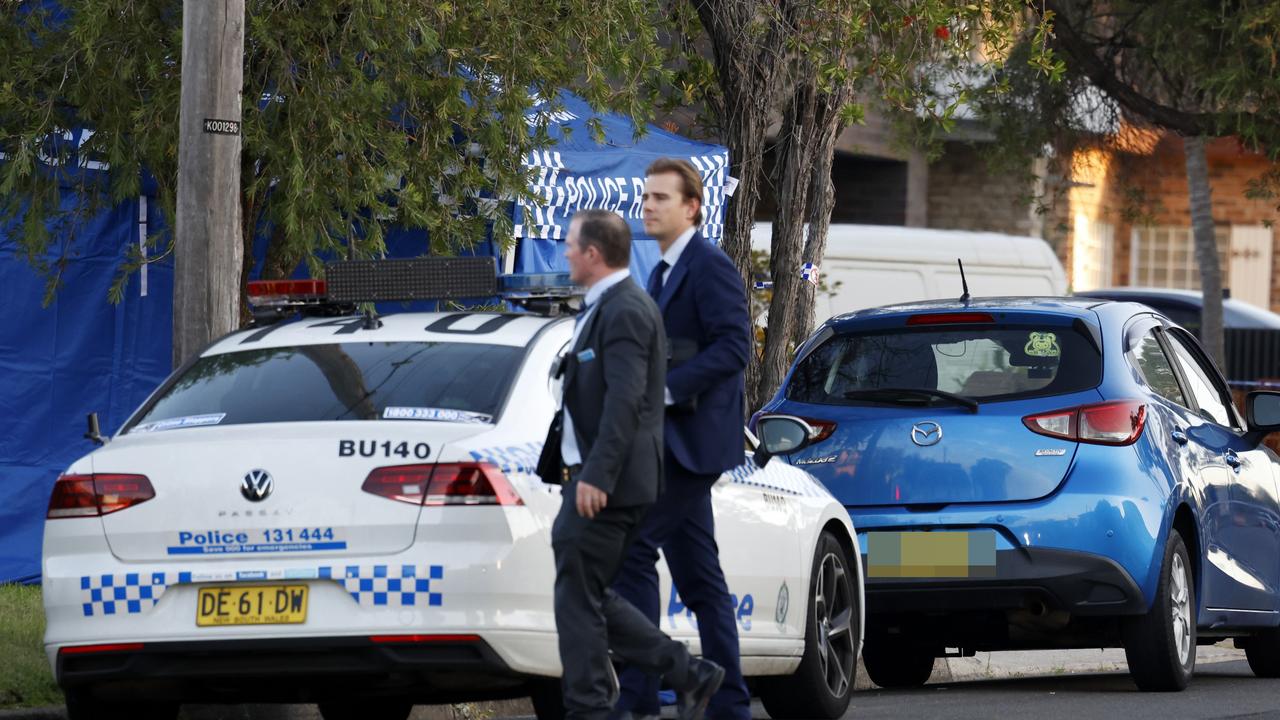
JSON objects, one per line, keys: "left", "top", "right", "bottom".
{"left": 676, "top": 658, "right": 725, "bottom": 720}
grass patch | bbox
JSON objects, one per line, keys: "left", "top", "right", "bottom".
{"left": 0, "top": 583, "right": 62, "bottom": 708}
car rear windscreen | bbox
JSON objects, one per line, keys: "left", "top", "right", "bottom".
{"left": 127, "top": 342, "right": 524, "bottom": 431}
{"left": 787, "top": 324, "right": 1101, "bottom": 405}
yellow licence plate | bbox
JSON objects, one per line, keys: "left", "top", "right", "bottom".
{"left": 867, "top": 531, "right": 997, "bottom": 578}
{"left": 196, "top": 584, "right": 308, "bottom": 627}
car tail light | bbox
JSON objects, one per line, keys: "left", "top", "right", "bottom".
{"left": 362, "top": 463, "right": 523, "bottom": 506}
{"left": 799, "top": 418, "right": 838, "bottom": 443}
{"left": 1079, "top": 402, "right": 1147, "bottom": 444}
{"left": 47, "top": 474, "right": 155, "bottom": 519}
{"left": 906, "top": 312, "right": 995, "bottom": 326}
{"left": 361, "top": 464, "right": 434, "bottom": 505}
{"left": 1023, "top": 400, "right": 1146, "bottom": 446}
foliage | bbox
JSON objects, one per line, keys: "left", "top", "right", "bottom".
{"left": 1, "top": 0, "right": 670, "bottom": 302}
{"left": 659, "top": 0, "right": 1061, "bottom": 144}
{"left": 973, "top": 0, "right": 1280, "bottom": 200}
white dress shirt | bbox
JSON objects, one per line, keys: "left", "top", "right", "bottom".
{"left": 560, "top": 268, "right": 633, "bottom": 467}
{"left": 659, "top": 226, "right": 697, "bottom": 285}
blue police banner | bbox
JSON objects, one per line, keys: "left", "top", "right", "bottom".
{"left": 513, "top": 91, "right": 730, "bottom": 285}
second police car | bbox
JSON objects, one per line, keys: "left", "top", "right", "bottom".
{"left": 42, "top": 261, "right": 864, "bottom": 720}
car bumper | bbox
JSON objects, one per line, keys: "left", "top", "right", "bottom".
{"left": 54, "top": 635, "right": 538, "bottom": 704}
{"left": 862, "top": 546, "right": 1146, "bottom": 616}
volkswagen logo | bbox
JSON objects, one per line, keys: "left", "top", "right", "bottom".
{"left": 241, "top": 469, "right": 274, "bottom": 502}
{"left": 911, "top": 421, "right": 943, "bottom": 447}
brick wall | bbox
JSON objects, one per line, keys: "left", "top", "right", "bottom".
{"left": 926, "top": 142, "right": 1036, "bottom": 236}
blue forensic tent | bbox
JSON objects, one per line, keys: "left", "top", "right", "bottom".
{"left": 0, "top": 101, "right": 729, "bottom": 584}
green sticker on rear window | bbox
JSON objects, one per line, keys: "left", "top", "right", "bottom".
{"left": 1025, "top": 332, "right": 1061, "bottom": 357}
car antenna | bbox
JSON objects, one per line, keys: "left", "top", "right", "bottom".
{"left": 957, "top": 258, "right": 971, "bottom": 306}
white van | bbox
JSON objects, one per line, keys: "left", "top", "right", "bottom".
{"left": 750, "top": 223, "right": 1067, "bottom": 322}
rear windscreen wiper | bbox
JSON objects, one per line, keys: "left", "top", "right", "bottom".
{"left": 842, "top": 387, "right": 979, "bottom": 413}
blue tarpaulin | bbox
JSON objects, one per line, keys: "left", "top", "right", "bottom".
{"left": 0, "top": 98, "right": 729, "bottom": 583}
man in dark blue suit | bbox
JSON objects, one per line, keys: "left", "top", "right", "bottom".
{"left": 611, "top": 159, "right": 753, "bottom": 720}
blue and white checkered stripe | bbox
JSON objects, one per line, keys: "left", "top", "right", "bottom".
{"left": 320, "top": 564, "right": 445, "bottom": 608}
{"left": 81, "top": 571, "right": 190, "bottom": 617}
{"left": 79, "top": 564, "right": 445, "bottom": 617}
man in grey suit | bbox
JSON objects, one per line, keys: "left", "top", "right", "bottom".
{"left": 536, "top": 209, "right": 723, "bottom": 720}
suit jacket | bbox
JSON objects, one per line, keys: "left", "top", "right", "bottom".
{"left": 652, "top": 232, "right": 752, "bottom": 476}
{"left": 536, "top": 278, "right": 667, "bottom": 508}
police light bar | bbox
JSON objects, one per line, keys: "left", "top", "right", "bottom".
{"left": 246, "top": 259, "right": 583, "bottom": 323}
{"left": 327, "top": 258, "right": 498, "bottom": 302}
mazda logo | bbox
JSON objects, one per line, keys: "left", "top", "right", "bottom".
{"left": 241, "top": 469, "right": 274, "bottom": 502}
{"left": 911, "top": 421, "right": 943, "bottom": 447}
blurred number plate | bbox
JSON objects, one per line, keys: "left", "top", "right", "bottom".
{"left": 867, "top": 531, "right": 996, "bottom": 578}
{"left": 196, "top": 585, "right": 307, "bottom": 627}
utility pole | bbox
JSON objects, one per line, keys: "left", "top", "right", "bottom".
{"left": 174, "top": 0, "right": 245, "bottom": 367}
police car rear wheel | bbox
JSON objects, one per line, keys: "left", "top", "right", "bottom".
{"left": 758, "top": 531, "right": 858, "bottom": 719}
{"left": 317, "top": 699, "right": 413, "bottom": 720}
{"left": 64, "top": 688, "right": 178, "bottom": 720}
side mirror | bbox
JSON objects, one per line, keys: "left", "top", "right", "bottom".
{"left": 85, "top": 412, "right": 109, "bottom": 446}
{"left": 752, "top": 415, "right": 818, "bottom": 468}
{"left": 1246, "top": 391, "right": 1280, "bottom": 445}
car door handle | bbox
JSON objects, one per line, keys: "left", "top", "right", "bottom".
{"left": 1224, "top": 450, "right": 1243, "bottom": 468}
{"left": 1170, "top": 429, "right": 1188, "bottom": 445}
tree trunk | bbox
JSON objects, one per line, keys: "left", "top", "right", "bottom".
{"left": 1184, "top": 135, "right": 1224, "bottom": 367}
{"left": 755, "top": 55, "right": 854, "bottom": 409}
{"left": 790, "top": 92, "right": 844, "bottom": 352}
{"left": 174, "top": 0, "right": 245, "bottom": 367}
{"left": 694, "top": 0, "right": 792, "bottom": 415}
{"left": 756, "top": 80, "right": 819, "bottom": 409}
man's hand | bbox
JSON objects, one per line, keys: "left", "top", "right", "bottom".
{"left": 576, "top": 481, "right": 609, "bottom": 519}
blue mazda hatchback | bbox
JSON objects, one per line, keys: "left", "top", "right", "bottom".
{"left": 754, "top": 297, "right": 1280, "bottom": 691}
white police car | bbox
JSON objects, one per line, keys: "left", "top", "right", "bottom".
{"left": 42, "top": 261, "right": 862, "bottom": 720}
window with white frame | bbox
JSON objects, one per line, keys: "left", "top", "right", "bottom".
{"left": 1130, "top": 226, "right": 1230, "bottom": 290}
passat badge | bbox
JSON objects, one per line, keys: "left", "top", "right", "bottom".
{"left": 241, "top": 469, "right": 274, "bottom": 502}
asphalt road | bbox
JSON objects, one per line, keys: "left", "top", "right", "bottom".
{"left": 835, "top": 661, "right": 1280, "bottom": 720}
{"left": 5, "top": 656, "right": 1273, "bottom": 720}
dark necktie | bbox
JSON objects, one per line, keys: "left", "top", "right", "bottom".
{"left": 648, "top": 260, "right": 669, "bottom": 300}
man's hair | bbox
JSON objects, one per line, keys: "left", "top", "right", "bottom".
{"left": 573, "top": 209, "right": 631, "bottom": 268}
{"left": 646, "top": 158, "right": 704, "bottom": 225}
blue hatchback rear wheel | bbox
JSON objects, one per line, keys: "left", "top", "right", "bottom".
{"left": 1122, "top": 529, "right": 1195, "bottom": 691}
